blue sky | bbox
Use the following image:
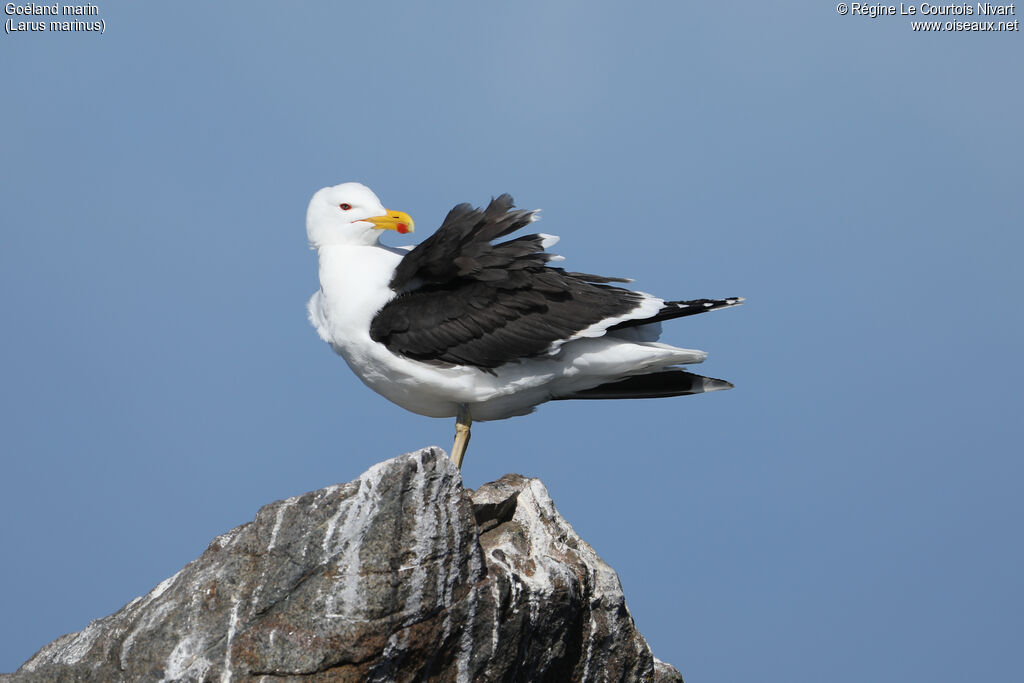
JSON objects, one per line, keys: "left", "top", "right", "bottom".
{"left": 2, "top": 2, "right": 1022, "bottom": 680}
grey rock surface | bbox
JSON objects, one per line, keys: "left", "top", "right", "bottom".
{"left": 9, "top": 447, "right": 682, "bottom": 682}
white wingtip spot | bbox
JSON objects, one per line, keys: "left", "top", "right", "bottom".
{"left": 538, "top": 233, "right": 560, "bottom": 249}
{"left": 547, "top": 254, "right": 566, "bottom": 262}
{"left": 703, "top": 378, "right": 734, "bottom": 392}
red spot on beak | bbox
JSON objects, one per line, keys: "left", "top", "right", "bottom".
{"left": 397, "top": 223, "right": 409, "bottom": 234}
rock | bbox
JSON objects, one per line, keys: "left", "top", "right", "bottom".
{"left": 9, "top": 447, "right": 682, "bottom": 682}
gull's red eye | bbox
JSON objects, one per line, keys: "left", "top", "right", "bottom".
{"left": 339, "top": 203, "right": 352, "bottom": 211}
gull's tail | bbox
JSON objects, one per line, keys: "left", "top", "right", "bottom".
{"left": 552, "top": 370, "right": 733, "bottom": 400}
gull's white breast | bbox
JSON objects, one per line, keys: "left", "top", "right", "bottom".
{"left": 309, "top": 244, "right": 708, "bottom": 421}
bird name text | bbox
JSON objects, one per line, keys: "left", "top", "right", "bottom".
{"left": 4, "top": 2, "right": 105, "bottom": 33}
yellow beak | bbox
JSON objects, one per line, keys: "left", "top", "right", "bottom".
{"left": 363, "top": 209, "right": 414, "bottom": 235}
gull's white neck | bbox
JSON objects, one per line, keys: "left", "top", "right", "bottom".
{"left": 313, "top": 243, "right": 404, "bottom": 346}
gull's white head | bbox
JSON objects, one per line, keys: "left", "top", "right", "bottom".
{"left": 306, "top": 182, "right": 414, "bottom": 248}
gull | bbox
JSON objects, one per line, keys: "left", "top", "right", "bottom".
{"left": 307, "top": 182, "right": 742, "bottom": 468}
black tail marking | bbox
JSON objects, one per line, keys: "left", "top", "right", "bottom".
{"left": 608, "top": 297, "right": 744, "bottom": 332}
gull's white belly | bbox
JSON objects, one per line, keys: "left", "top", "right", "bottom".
{"left": 310, "top": 244, "right": 707, "bottom": 421}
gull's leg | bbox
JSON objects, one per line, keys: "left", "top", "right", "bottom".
{"left": 451, "top": 404, "right": 472, "bottom": 469}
